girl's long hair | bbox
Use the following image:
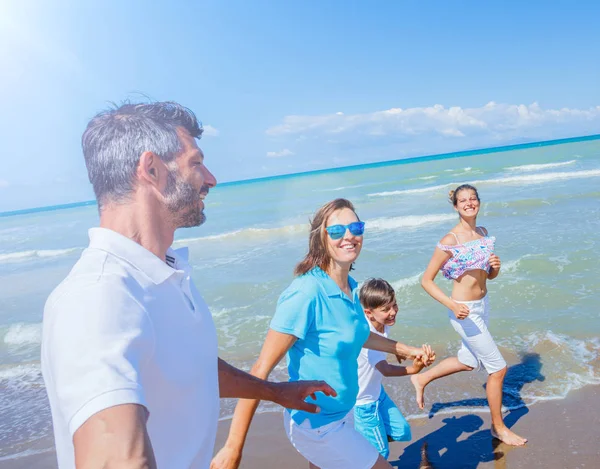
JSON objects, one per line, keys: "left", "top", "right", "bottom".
{"left": 294, "top": 198, "right": 358, "bottom": 276}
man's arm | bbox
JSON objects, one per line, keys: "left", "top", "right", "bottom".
{"left": 218, "top": 357, "right": 335, "bottom": 411}
{"left": 73, "top": 404, "right": 156, "bottom": 469}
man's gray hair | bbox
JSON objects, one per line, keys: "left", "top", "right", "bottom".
{"left": 82, "top": 101, "right": 203, "bottom": 209}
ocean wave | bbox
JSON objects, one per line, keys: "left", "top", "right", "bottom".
{"left": 505, "top": 160, "right": 576, "bottom": 172}
{"left": 0, "top": 363, "right": 42, "bottom": 386}
{"left": 316, "top": 183, "right": 369, "bottom": 192}
{"left": 367, "top": 214, "right": 456, "bottom": 231}
{"left": 369, "top": 169, "right": 600, "bottom": 199}
{"left": 499, "top": 331, "right": 600, "bottom": 399}
{"left": 472, "top": 169, "right": 600, "bottom": 187}
{"left": 3, "top": 323, "right": 42, "bottom": 346}
{"left": 500, "top": 255, "right": 532, "bottom": 274}
{"left": 174, "top": 224, "right": 308, "bottom": 246}
{"left": 391, "top": 272, "right": 422, "bottom": 291}
{"left": 212, "top": 305, "right": 252, "bottom": 319}
{"left": 368, "top": 183, "right": 451, "bottom": 198}
{"left": 0, "top": 247, "right": 81, "bottom": 263}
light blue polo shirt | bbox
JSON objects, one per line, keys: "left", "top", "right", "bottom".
{"left": 270, "top": 266, "right": 370, "bottom": 428}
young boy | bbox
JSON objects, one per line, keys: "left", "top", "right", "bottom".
{"left": 354, "top": 278, "right": 430, "bottom": 459}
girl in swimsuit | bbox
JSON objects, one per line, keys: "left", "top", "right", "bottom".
{"left": 411, "top": 184, "right": 527, "bottom": 446}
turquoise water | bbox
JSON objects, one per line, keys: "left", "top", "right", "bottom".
{"left": 1, "top": 137, "right": 599, "bottom": 460}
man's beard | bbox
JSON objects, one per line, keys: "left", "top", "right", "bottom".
{"left": 164, "top": 169, "right": 206, "bottom": 228}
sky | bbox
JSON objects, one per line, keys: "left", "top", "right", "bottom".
{"left": 1, "top": 0, "right": 599, "bottom": 211}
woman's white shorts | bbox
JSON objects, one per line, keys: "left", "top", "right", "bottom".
{"left": 449, "top": 295, "right": 507, "bottom": 374}
{"left": 283, "top": 409, "right": 380, "bottom": 469}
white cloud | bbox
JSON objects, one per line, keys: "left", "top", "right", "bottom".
{"left": 266, "top": 102, "right": 600, "bottom": 142}
{"left": 266, "top": 149, "right": 294, "bottom": 158}
{"left": 0, "top": 179, "right": 9, "bottom": 188}
{"left": 202, "top": 125, "right": 219, "bottom": 137}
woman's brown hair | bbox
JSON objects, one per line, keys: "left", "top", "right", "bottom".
{"left": 294, "top": 198, "right": 359, "bottom": 276}
{"left": 448, "top": 183, "right": 480, "bottom": 206}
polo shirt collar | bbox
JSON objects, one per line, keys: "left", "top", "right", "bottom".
{"left": 311, "top": 266, "right": 358, "bottom": 298}
{"left": 88, "top": 227, "right": 188, "bottom": 284}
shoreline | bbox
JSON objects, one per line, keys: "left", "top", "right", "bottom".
{"left": 212, "top": 384, "right": 600, "bottom": 468}
{"left": 7, "top": 384, "right": 599, "bottom": 468}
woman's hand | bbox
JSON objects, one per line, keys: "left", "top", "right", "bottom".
{"left": 451, "top": 301, "right": 470, "bottom": 320}
{"left": 211, "top": 445, "right": 242, "bottom": 469}
{"left": 489, "top": 254, "right": 501, "bottom": 271}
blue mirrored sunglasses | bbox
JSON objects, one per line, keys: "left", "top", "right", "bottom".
{"left": 325, "top": 221, "right": 365, "bottom": 240}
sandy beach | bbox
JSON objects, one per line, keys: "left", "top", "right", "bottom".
{"left": 5, "top": 384, "right": 599, "bottom": 468}
{"left": 212, "top": 384, "right": 600, "bottom": 469}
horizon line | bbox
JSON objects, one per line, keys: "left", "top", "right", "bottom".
{"left": 2, "top": 132, "right": 599, "bottom": 218}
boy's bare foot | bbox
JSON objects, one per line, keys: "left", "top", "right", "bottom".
{"left": 491, "top": 425, "right": 527, "bottom": 446}
{"left": 411, "top": 374, "right": 426, "bottom": 410}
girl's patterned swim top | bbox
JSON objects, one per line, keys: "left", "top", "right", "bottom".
{"left": 437, "top": 232, "right": 495, "bottom": 280}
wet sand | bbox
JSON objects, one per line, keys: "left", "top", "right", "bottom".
{"left": 212, "top": 384, "right": 600, "bottom": 468}
{"left": 6, "top": 384, "right": 599, "bottom": 468}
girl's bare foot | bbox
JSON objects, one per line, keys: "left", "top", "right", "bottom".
{"left": 491, "top": 425, "right": 527, "bottom": 446}
{"left": 410, "top": 374, "right": 426, "bottom": 410}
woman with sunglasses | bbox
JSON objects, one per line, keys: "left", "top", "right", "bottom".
{"left": 212, "top": 198, "right": 434, "bottom": 469}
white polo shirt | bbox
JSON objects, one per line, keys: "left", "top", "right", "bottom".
{"left": 41, "top": 227, "right": 219, "bottom": 469}
{"left": 355, "top": 321, "right": 389, "bottom": 406}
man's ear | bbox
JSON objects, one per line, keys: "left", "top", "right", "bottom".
{"left": 138, "top": 151, "right": 163, "bottom": 188}
{"left": 363, "top": 308, "right": 375, "bottom": 320}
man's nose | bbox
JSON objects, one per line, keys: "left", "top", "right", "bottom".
{"left": 202, "top": 165, "right": 217, "bottom": 188}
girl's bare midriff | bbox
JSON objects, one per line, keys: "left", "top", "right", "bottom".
{"left": 451, "top": 269, "right": 488, "bottom": 301}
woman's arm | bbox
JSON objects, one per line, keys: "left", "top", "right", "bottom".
{"left": 212, "top": 329, "right": 321, "bottom": 469}
{"left": 488, "top": 253, "right": 501, "bottom": 280}
{"left": 421, "top": 237, "right": 455, "bottom": 310}
{"left": 363, "top": 335, "right": 435, "bottom": 365}
{"left": 421, "top": 237, "right": 469, "bottom": 320}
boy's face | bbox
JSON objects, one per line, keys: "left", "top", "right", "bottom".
{"left": 365, "top": 300, "right": 398, "bottom": 327}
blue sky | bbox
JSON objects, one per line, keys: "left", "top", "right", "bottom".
{"left": 1, "top": 0, "right": 599, "bottom": 211}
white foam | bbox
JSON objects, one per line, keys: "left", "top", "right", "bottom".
{"left": 174, "top": 224, "right": 307, "bottom": 246}
{"left": 369, "top": 169, "right": 600, "bottom": 199}
{"left": 0, "top": 363, "right": 42, "bottom": 386}
{"left": 367, "top": 214, "right": 456, "bottom": 231}
{"left": 0, "top": 248, "right": 80, "bottom": 263}
{"left": 211, "top": 305, "right": 252, "bottom": 319}
{"left": 391, "top": 272, "right": 422, "bottom": 291}
{"left": 472, "top": 169, "right": 600, "bottom": 187}
{"left": 368, "top": 183, "right": 451, "bottom": 198}
{"left": 316, "top": 183, "right": 368, "bottom": 192}
{"left": 505, "top": 160, "right": 576, "bottom": 172}
{"left": 3, "top": 323, "right": 42, "bottom": 346}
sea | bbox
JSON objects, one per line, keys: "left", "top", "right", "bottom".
{"left": 1, "top": 136, "right": 599, "bottom": 462}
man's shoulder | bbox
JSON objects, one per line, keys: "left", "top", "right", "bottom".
{"left": 45, "top": 248, "right": 145, "bottom": 315}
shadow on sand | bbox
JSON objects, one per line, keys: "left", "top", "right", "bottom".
{"left": 391, "top": 353, "right": 544, "bottom": 468}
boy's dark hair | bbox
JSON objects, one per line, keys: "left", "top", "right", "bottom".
{"left": 359, "top": 278, "right": 396, "bottom": 310}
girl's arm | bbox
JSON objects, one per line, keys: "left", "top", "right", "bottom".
{"left": 421, "top": 236, "right": 469, "bottom": 320}
{"left": 421, "top": 235, "right": 455, "bottom": 310}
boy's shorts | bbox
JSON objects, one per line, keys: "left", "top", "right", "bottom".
{"left": 353, "top": 386, "right": 411, "bottom": 459}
